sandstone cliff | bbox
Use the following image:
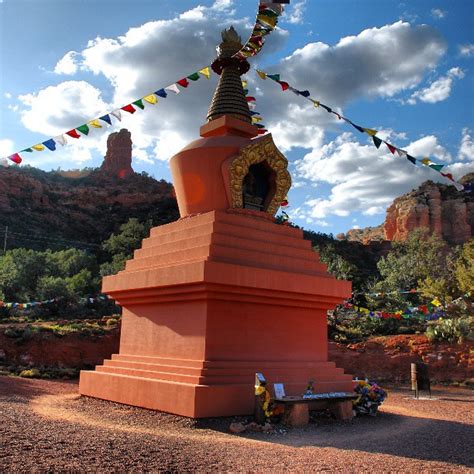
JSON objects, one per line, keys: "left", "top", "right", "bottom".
{"left": 384, "top": 178, "right": 474, "bottom": 244}
{"left": 340, "top": 175, "right": 474, "bottom": 245}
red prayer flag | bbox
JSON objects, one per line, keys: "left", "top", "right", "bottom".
{"left": 121, "top": 104, "right": 136, "bottom": 114}
{"left": 385, "top": 142, "right": 397, "bottom": 154}
{"left": 246, "top": 96, "right": 256, "bottom": 102}
{"left": 66, "top": 129, "right": 81, "bottom": 139}
{"left": 8, "top": 153, "right": 22, "bottom": 164}
{"left": 257, "top": 129, "right": 268, "bottom": 135}
{"left": 177, "top": 78, "right": 189, "bottom": 88}
{"left": 278, "top": 81, "right": 289, "bottom": 91}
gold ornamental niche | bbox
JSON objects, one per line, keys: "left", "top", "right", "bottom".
{"left": 229, "top": 134, "right": 291, "bottom": 216}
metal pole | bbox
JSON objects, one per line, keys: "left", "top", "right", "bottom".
{"left": 2, "top": 226, "right": 7, "bottom": 252}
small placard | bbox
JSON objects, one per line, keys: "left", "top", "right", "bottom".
{"left": 273, "top": 383, "right": 286, "bottom": 399}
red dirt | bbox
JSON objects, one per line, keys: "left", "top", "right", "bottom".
{"left": 1, "top": 376, "right": 472, "bottom": 471}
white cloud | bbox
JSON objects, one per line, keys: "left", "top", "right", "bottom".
{"left": 284, "top": 0, "right": 306, "bottom": 25}
{"left": 458, "top": 44, "right": 474, "bottom": 57}
{"left": 54, "top": 51, "right": 80, "bottom": 75}
{"left": 4, "top": 92, "right": 11, "bottom": 99}
{"left": 18, "top": 81, "right": 109, "bottom": 136}
{"left": 0, "top": 138, "right": 14, "bottom": 157}
{"left": 431, "top": 8, "right": 446, "bottom": 19}
{"left": 458, "top": 128, "right": 474, "bottom": 162}
{"left": 407, "top": 67, "right": 464, "bottom": 104}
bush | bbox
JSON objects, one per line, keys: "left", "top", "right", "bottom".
{"left": 425, "top": 317, "right": 473, "bottom": 344}
{"left": 19, "top": 368, "right": 41, "bottom": 378}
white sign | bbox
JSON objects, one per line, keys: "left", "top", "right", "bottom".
{"left": 273, "top": 383, "right": 286, "bottom": 399}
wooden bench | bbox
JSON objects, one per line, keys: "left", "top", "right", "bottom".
{"left": 273, "top": 392, "right": 358, "bottom": 427}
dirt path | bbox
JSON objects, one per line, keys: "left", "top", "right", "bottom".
{"left": 1, "top": 376, "right": 472, "bottom": 472}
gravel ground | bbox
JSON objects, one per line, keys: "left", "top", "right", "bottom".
{"left": 0, "top": 376, "right": 473, "bottom": 472}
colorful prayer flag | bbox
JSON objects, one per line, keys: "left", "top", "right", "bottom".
{"left": 406, "top": 154, "right": 417, "bottom": 165}
{"left": 165, "top": 84, "right": 180, "bottom": 94}
{"left": 42, "top": 139, "right": 56, "bottom": 151}
{"left": 121, "top": 104, "right": 136, "bottom": 114}
{"left": 66, "top": 129, "right": 81, "bottom": 139}
{"left": 267, "top": 73, "right": 280, "bottom": 81}
{"left": 386, "top": 143, "right": 397, "bottom": 154}
{"left": 246, "top": 96, "right": 256, "bottom": 102}
{"left": 363, "top": 128, "right": 378, "bottom": 136}
{"left": 133, "top": 99, "right": 145, "bottom": 110}
{"left": 372, "top": 136, "right": 382, "bottom": 149}
{"left": 8, "top": 153, "right": 22, "bottom": 164}
{"left": 199, "top": 67, "right": 211, "bottom": 79}
{"left": 32, "top": 144, "right": 45, "bottom": 151}
{"left": 88, "top": 119, "right": 102, "bottom": 128}
{"left": 143, "top": 94, "right": 158, "bottom": 104}
{"left": 54, "top": 135, "right": 68, "bottom": 146}
{"left": 77, "top": 124, "right": 90, "bottom": 135}
{"left": 155, "top": 89, "right": 167, "bottom": 98}
{"left": 187, "top": 72, "right": 200, "bottom": 81}
{"left": 278, "top": 81, "right": 289, "bottom": 91}
{"left": 110, "top": 110, "right": 122, "bottom": 121}
{"left": 177, "top": 78, "right": 189, "bottom": 88}
{"left": 256, "top": 70, "right": 267, "bottom": 80}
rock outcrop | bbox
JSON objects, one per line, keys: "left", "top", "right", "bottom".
{"left": 99, "top": 129, "right": 134, "bottom": 179}
{"left": 340, "top": 175, "right": 474, "bottom": 245}
{"left": 384, "top": 179, "right": 474, "bottom": 244}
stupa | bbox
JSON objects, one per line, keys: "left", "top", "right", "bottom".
{"left": 79, "top": 27, "right": 353, "bottom": 418}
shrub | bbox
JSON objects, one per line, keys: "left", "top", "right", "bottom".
{"left": 425, "top": 317, "right": 473, "bottom": 344}
{"left": 19, "top": 368, "right": 41, "bottom": 378}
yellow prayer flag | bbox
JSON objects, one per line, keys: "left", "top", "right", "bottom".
{"left": 431, "top": 298, "right": 441, "bottom": 307}
{"left": 257, "top": 14, "right": 277, "bottom": 28}
{"left": 421, "top": 158, "right": 431, "bottom": 165}
{"left": 198, "top": 67, "right": 211, "bottom": 79}
{"left": 364, "top": 128, "right": 378, "bottom": 136}
{"left": 241, "top": 80, "right": 248, "bottom": 88}
{"left": 32, "top": 144, "right": 45, "bottom": 151}
{"left": 256, "top": 69, "right": 267, "bottom": 80}
{"left": 252, "top": 116, "right": 263, "bottom": 123}
{"left": 88, "top": 119, "right": 102, "bottom": 128}
{"left": 143, "top": 94, "right": 158, "bottom": 104}
{"left": 311, "top": 99, "right": 320, "bottom": 107}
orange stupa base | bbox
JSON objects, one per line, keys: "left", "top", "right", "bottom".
{"left": 79, "top": 210, "right": 352, "bottom": 418}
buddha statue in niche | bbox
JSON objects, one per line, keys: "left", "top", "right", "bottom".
{"left": 242, "top": 161, "right": 277, "bottom": 212}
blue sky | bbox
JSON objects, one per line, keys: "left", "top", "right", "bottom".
{"left": 1, "top": 0, "right": 473, "bottom": 236}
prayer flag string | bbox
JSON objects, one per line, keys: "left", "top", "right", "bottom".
{"left": 232, "top": 2, "right": 288, "bottom": 61}
{"left": 255, "top": 69, "right": 465, "bottom": 191}
{"left": 1, "top": 66, "right": 213, "bottom": 167}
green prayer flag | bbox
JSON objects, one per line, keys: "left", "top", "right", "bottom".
{"left": 133, "top": 99, "right": 145, "bottom": 110}
{"left": 243, "top": 88, "right": 249, "bottom": 95}
{"left": 187, "top": 72, "right": 200, "bottom": 81}
{"left": 21, "top": 148, "right": 33, "bottom": 153}
{"left": 267, "top": 74, "right": 281, "bottom": 82}
{"left": 77, "top": 124, "right": 89, "bottom": 135}
{"left": 372, "top": 135, "right": 382, "bottom": 149}
{"left": 429, "top": 164, "right": 444, "bottom": 172}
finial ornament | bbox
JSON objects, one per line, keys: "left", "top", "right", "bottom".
{"left": 221, "top": 26, "right": 241, "bottom": 44}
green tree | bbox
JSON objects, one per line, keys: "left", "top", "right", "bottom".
{"left": 0, "top": 249, "right": 46, "bottom": 301}
{"left": 372, "top": 229, "right": 455, "bottom": 310}
{"left": 100, "top": 218, "right": 152, "bottom": 276}
{"left": 455, "top": 239, "right": 474, "bottom": 294}
{"left": 316, "top": 244, "right": 357, "bottom": 281}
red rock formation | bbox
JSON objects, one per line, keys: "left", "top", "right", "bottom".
{"left": 100, "top": 128, "right": 134, "bottom": 179}
{"left": 384, "top": 180, "right": 473, "bottom": 244}
{"left": 341, "top": 176, "right": 473, "bottom": 245}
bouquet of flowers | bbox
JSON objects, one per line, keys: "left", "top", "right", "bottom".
{"left": 353, "top": 380, "right": 387, "bottom": 416}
